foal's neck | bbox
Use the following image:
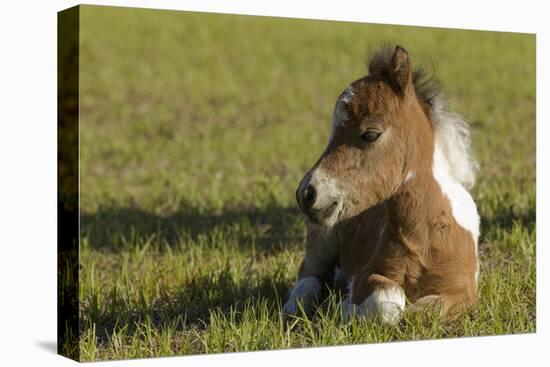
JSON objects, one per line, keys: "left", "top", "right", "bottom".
{"left": 386, "top": 165, "right": 446, "bottom": 245}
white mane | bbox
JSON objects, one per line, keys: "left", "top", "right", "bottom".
{"left": 431, "top": 97, "right": 478, "bottom": 189}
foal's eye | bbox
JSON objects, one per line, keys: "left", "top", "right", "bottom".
{"left": 361, "top": 129, "right": 382, "bottom": 143}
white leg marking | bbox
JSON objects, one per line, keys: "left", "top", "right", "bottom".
{"left": 433, "top": 142, "right": 480, "bottom": 283}
{"left": 341, "top": 286, "right": 406, "bottom": 325}
{"left": 283, "top": 276, "right": 321, "bottom": 316}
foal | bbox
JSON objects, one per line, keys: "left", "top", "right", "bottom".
{"left": 283, "top": 45, "right": 479, "bottom": 324}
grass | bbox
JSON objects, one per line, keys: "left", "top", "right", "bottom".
{"left": 70, "top": 5, "right": 536, "bottom": 361}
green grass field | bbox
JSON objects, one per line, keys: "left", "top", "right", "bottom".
{"left": 72, "top": 5, "right": 535, "bottom": 361}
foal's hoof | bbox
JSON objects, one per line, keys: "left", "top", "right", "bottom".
{"left": 282, "top": 277, "right": 321, "bottom": 318}
{"left": 338, "top": 295, "right": 404, "bottom": 325}
{"left": 282, "top": 299, "right": 298, "bottom": 316}
{"left": 282, "top": 298, "right": 314, "bottom": 318}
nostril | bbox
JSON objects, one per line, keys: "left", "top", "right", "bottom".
{"left": 302, "top": 184, "right": 317, "bottom": 209}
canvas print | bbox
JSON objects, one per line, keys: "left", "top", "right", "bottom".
{"left": 58, "top": 5, "right": 536, "bottom": 362}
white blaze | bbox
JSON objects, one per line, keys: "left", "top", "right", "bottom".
{"left": 329, "top": 86, "right": 354, "bottom": 141}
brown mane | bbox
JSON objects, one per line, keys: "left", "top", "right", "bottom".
{"left": 368, "top": 44, "right": 477, "bottom": 189}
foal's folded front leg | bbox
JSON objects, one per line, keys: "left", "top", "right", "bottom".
{"left": 342, "top": 273, "right": 406, "bottom": 325}
{"left": 283, "top": 227, "right": 338, "bottom": 317}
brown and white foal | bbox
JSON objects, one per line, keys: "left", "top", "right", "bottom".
{"left": 283, "top": 46, "right": 479, "bottom": 324}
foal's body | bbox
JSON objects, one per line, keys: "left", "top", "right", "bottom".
{"left": 283, "top": 45, "right": 479, "bottom": 323}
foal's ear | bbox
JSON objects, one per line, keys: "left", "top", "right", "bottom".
{"left": 390, "top": 46, "right": 412, "bottom": 94}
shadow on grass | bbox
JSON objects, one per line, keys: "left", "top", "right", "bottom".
{"left": 478, "top": 198, "right": 536, "bottom": 261}
{"left": 81, "top": 203, "right": 304, "bottom": 252}
{"left": 84, "top": 264, "right": 290, "bottom": 344}
{"left": 480, "top": 201, "right": 536, "bottom": 233}
{"left": 80, "top": 203, "right": 307, "bottom": 342}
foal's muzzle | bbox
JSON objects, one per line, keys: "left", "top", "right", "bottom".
{"left": 296, "top": 173, "right": 341, "bottom": 226}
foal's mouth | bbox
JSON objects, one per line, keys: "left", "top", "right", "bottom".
{"left": 302, "top": 200, "right": 342, "bottom": 227}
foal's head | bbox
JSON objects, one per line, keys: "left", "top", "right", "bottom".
{"left": 297, "top": 45, "right": 437, "bottom": 227}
